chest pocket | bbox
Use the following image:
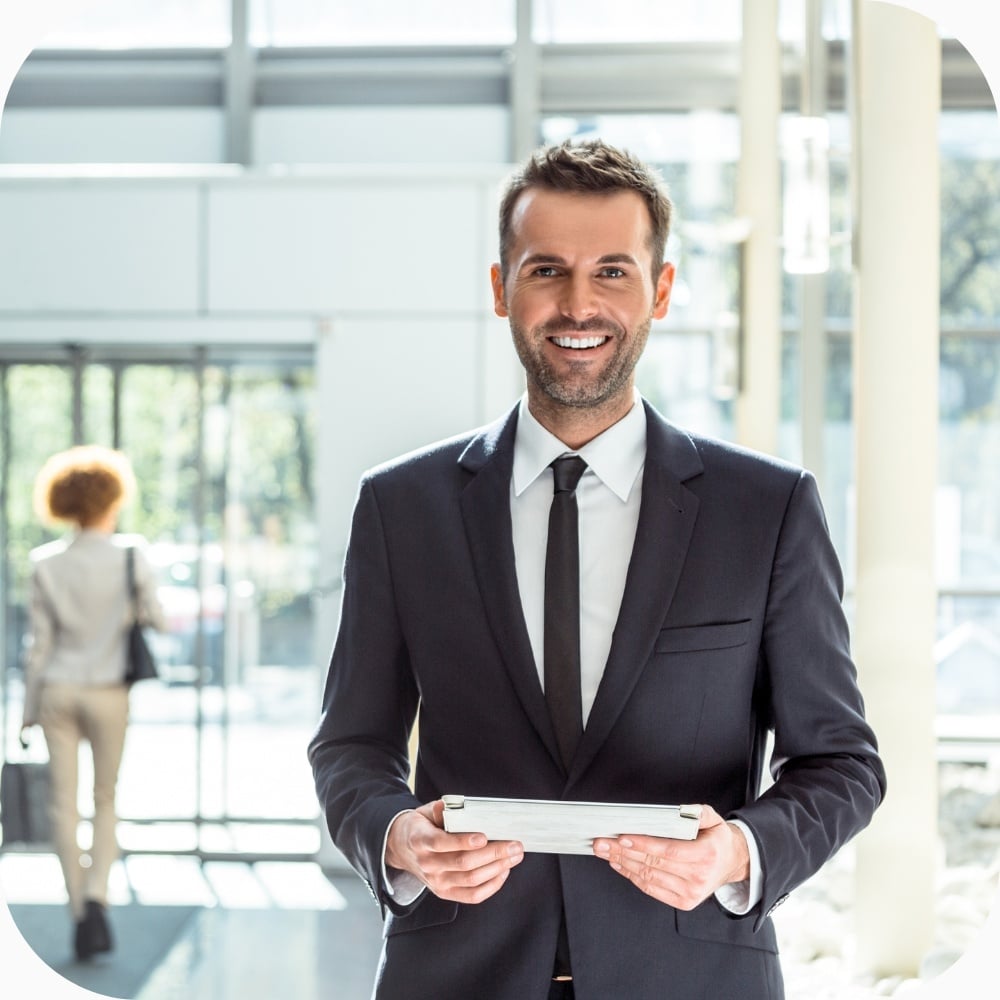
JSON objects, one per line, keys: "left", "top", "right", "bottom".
{"left": 655, "top": 619, "right": 751, "bottom": 653}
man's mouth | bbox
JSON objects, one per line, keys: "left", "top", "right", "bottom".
{"left": 550, "top": 336, "right": 609, "bottom": 350}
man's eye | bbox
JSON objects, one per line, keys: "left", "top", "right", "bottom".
{"left": 600, "top": 267, "right": 626, "bottom": 278}
{"left": 533, "top": 266, "right": 559, "bottom": 277}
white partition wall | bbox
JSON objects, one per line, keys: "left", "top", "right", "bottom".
{"left": 0, "top": 183, "right": 203, "bottom": 311}
{"left": 206, "top": 175, "right": 492, "bottom": 314}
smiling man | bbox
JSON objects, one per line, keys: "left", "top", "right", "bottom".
{"left": 493, "top": 186, "right": 672, "bottom": 444}
{"left": 309, "top": 139, "right": 885, "bottom": 1000}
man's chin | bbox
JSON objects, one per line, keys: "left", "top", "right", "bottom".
{"left": 538, "top": 379, "right": 622, "bottom": 410}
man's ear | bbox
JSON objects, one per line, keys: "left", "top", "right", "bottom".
{"left": 652, "top": 261, "right": 675, "bottom": 320}
{"left": 490, "top": 263, "right": 509, "bottom": 318}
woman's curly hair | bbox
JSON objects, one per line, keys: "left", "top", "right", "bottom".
{"left": 33, "top": 445, "right": 136, "bottom": 528}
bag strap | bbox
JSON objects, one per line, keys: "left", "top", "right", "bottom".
{"left": 125, "top": 547, "right": 141, "bottom": 623}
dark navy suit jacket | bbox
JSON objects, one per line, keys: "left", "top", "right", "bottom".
{"left": 309, "top": 400, "right": 886, "bottom": 1000}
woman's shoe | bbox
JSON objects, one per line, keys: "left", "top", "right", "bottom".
{"left": 73, "top": 900, "right": 113, "bottom": 960}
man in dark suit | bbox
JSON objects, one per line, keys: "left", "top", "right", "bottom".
{"left": 309, "top": 139, "right": 885, "bottom": 1000}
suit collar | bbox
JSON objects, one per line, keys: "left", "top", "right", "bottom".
{"left": 459, "top": 406, "right": 565, "bottom": 767}
{"left": 569, "top": 401, "right": 704, "bottom": 782}
{"left": 640, "top": 397, "right": 704, "bottom": 484}
{"left": 458, "top": 395, "right": 702, "bottom": 485}
{"left": 458, "top": 403, "right": 519, "bottom": 475}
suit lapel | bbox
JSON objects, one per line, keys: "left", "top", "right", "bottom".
{"left": 458, "top": 408, "right": 564, "bottom": 770}
{"left": 569, "top": 405, "right": 703, "bottom": 782}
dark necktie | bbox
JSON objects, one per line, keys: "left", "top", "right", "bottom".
{"left": 544, "top": 455, "right": 587, "bottom": 772}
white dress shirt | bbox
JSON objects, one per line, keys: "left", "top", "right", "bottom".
{"left": 385, "top": 391, "right": 761, "bottom": 914}
{"left": 511, "top": 394, "right": 645, "bottom": 725}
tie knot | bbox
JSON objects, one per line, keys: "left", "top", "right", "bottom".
{"left": 551, "top": 455, "right": 587, "bottom": 495}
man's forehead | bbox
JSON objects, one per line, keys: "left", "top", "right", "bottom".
{"left": 510, "top": 186, "right": 645, "bottom": 222}
{"left": 507, "top": 187, "right": 654, "bottom": 259}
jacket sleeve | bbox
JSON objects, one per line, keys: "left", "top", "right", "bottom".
{"left": 133, "top": 542, "right": 166, "bottom": 632}
{"left": 729, "top": 470, "right": 887, "bottom": 927}
{"left": 22, "top": 570, "right": 54, "bottom": 727}
{"left": 307, "top": 477, "right": 422, "bottom": 912}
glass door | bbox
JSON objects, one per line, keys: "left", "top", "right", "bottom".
{"left": 0, "top": 345, "right": 319, "bottom": 861}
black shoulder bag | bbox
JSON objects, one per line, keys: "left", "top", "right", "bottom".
{"left": 125, "top": 547, "right": 159, "bottom": 685}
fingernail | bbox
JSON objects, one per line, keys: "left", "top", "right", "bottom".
{"left": 594, "top": 841, "right": 609, "bottom": 856}
{"left": 620, "top": 838, "right": 633, "bottom": 848}
{"left": 507, "top": 843, "right": 523, "bottom": 859}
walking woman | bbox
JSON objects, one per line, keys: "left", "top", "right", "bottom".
{"left": 19, "top": 445, "right": 164, "bottom": 961}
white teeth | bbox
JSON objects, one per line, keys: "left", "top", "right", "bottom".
{"left": 553, "top": 336, "right": 607, "bottom": 349}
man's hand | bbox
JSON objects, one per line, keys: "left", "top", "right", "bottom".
{"left": 593, "top": 804, "right": 750, "bottom": 911}
{"left": 385, "top": 799, "right": 524, "bottom": 904}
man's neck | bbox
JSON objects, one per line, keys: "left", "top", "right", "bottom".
{"left": 525, "top": 389, "right": 637, "bottom": 451}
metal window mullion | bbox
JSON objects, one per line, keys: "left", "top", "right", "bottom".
{"left": 71, "top": 344, "right": 85, "bottom": 445}
{"left": 193, "top": 348, "right": 207, "bottom": 836}
{"left": 111, "top": 362, "right": 123, "bottom": 450}
{"left": 0, "top": 366, "right": 9, "bottom": 757}
{"left": 220, "top": 364, "right": 235, "bottom": 824}
{"left": 510, "top": 0, "right": 540, "bottom": 160}
{"left": 224, "top": 0, "right": 255, "bottom": 164}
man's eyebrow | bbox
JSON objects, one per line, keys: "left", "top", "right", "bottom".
{"left": 597, "top": 253, "right": 640, "bottom": 266}
{"left": 519, "top": 253, "right": 566, "bottom": 268}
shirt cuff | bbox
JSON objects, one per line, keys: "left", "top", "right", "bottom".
{"left": 381, "top": 809, "right": 427, "bottom": 906}
{"left": 713, "top": 819, "right": 763, "bottom": 915}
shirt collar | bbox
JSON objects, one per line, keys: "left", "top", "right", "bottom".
{"left": 512, "top": 388, "right": 647, "bottom": 502}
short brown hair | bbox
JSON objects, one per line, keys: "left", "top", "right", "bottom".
{"left": 33, "top": 445, "right": 135, "bottom": 528}
{"left": 498, "top": 139, "right": 673, "bottom": 283}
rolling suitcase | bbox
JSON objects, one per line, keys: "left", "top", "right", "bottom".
{"left": 0, "top": 756, "right": 52, "bottom": 848}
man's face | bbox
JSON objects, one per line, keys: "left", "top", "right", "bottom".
{"left": 491, "top": 188, "right": 674, "bottom": 414}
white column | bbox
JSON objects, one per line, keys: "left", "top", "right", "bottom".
{"left": 851, "top": 0, "right": 940, "bottom": 976}
{"left": 734, "top": 0, "right": 782, "bottom": 455}
{"left": 510, "top": 0, "right": 540, "bottom": 160}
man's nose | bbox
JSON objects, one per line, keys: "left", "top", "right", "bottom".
{"left": 559, "top": 274, "right": 599, "bottom": 322}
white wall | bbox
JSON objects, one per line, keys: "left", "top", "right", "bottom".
{"left": 0, "top": 108, "right": 225, "bottom": 163}
{"left": 0, "top": 106, "right": 510, "bottom": 166}
{"left": 254, "top": 106, "right": 510, "bottom": 165}
{"left": 0, "top": 166, "right": 510, "bottom": 319}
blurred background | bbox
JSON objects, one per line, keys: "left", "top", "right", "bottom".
{"left": 0, "top": 1, "right": 997, "bottom": 997}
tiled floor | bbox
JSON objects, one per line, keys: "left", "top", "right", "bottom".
{"left": 0, "top": 853, "right": 385, "bottom": 1000}
{"left": 6, "top": 847, "right": 998, "bottom": 1000}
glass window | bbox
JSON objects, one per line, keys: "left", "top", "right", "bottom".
{"left": 637, "top": 331, "right": 735, "bottom": 441}
{"left": 935, "top": 111, "right": 1000, "bottom": 716}
{"left": 37, "top": 0, "right": 230, "bottom": 49}
{"left": 535, "top": 0, "right": 813, "bottom": 43}
{"left": 3, "top": 366, "right": 73, "bottom": 619}
{"left": 534, "top": 0, "right": 742, "bottom": 43}
{"left": 250, "top": 0, "right": 516, "bottom": 47}
{"left": 940, "top": 118, "right": 1000, "bottom": 327}
{"left": 937, "top": 332, "right": 1000, "bottom": 714}
{"left": 83, "top": 363, "right": 115, "bottom": 446}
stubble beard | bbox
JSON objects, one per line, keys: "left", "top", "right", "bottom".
{"left": 510, "top": 316, "right": 652, "bottom": 411}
